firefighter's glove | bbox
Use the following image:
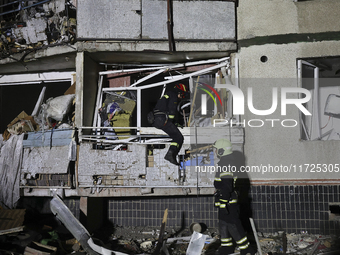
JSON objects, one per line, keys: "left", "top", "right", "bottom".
{"left": 168, "top": 115, "right": 175, "bottom": 123}
{"left": 220, "top": 202, "right": 229, "bottom": 215}
{"left": 175, "top": 123, "right": 183, "bottom": 129}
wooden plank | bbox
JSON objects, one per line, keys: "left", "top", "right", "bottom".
{"left": 152, "top": 208, "right": 168, "bottom": 255}
{"left": 32, "top": 242, "right": 57, "bottom": 252}
{"left": 0, "top": 209, "right": 25, "bottom": 231}
{"left": 0, "top": 226, "right": 24, "bottom": 236}
{"left": 24, "top": 246, "right": 52, "bottom": 255}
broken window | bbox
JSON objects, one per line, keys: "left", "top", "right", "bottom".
{"left": 298, "top": 57, "right": 340, "bottom": 141}
{"left": 81, "top": 58, "right": 233, "bottom": 148}
{"left": 0, "top": 72, "right": 75, "bottom": 134}
{"left": 0, "top": 72, "right": 76, "bottom": 193}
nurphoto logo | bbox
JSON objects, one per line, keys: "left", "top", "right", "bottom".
{"left": 197, "top": 80, "right": 312, "bottom": 128}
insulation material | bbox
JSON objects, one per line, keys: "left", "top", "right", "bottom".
{"left": 111, "top": 98, "right": 136, "bottom": 136}
{"left": 44, "top": 94, "right": 75, "bottom": 122}
{"left": 13, "top": 18, "right": 47, "bottom": 44}
{"left": 117, "top": 97, "right": 136, "bottom": 114}
{"left": 112, "top": 112, "right": 133, "bottom": 133}
{"left": 0, "top": 134, "right": 24, "bottom": 209}
{"left": 100, "top": 93, "right": 136, "bottom": 138}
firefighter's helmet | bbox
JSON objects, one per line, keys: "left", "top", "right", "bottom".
{"left": 213, "top": 138, "right": 233, "bottom": 157}
{"left": 174, "top": 83, "right": 188, "bottom": 98}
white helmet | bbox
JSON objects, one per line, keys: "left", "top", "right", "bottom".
{"left": 213, "top": 138, "right": 232, "bottom": 157}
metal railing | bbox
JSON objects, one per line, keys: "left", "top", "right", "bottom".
{"left": 0, "top": 0, "right": 52, "bottom": 17}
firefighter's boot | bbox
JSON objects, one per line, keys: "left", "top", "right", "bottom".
{"left": 164, "top": 146, "right": 179, "bottom": 165}
{"left": 215, "top": 246, "right": 235, "bottom": 255}
{"left": 240, "top": 247, "right": 256, "bottom": 255}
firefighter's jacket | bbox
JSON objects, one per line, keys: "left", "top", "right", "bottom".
{"left": 214, "top": 153, "right": 239, "bottom": 220}
{"left": 154, "top": 90, "right": 179, "bottom": 122}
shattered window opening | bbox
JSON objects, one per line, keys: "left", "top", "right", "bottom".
{"left": 298, "top": 57, "right": 340, "bottom": 141}
{"left": 82, "top": 58, "right": 233, "bottom": 150}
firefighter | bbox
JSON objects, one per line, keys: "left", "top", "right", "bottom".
{"left": 213, "top": 138, "right": 255, "bottom": 255}
{"left": 153, "top": 83, "right": 188, "bottom": 165}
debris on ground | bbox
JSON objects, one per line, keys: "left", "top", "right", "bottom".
{"left": 1, "top": 216, "right": 340, "bottom": 255}
{"left": 107, "top": 224, "right": 220, "bottom": 255}
{"left": 258, "top": 231, "right": 340, "bottom": 255}
{"left": 0, "top": 200, "right": 339, "bottom": 255}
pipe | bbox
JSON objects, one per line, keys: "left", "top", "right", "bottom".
{"left": 31, "top": 86, "right": 46, "bottom": 117}
{"left": 249, "top": 218, "right": 263, "bottom": 255}
{"left": 136, "top": 61, "right": 229, "bottom": 90}
{"left": 92, "top": 74, "right": 103, "bottom": 128}
{"left": 78, "top": 185, "right": 214, "bottom": 188}
{"left": 297, "top": 60, "right": 310, "bottom": 140}
{"left": 167, "top": 0, "right": 176, "bottom": 51}
{"left": 137, "top": 88, "right": 142, "bottom": 129}
{"left": 314, "top": 67, "right": 321, "bottom": 139}
{"left": 130, "top": 68, "right": 165, "bottom": 87}
{"left": 235, "top": 57, "right": 240, "bottom": 123}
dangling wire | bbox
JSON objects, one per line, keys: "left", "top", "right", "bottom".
{"left": 321, "top": 116, "right": 332, "bottom": 129}
{"left": 174, "top": 69, "right": 184, "bottom": 76}
{"left": 167, "top": 69, "right": 173, "bottom": 79}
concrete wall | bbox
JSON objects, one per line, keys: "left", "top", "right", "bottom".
{"left": 237, "top": 0, "right": 340, "bottom": 40}
{"left": 234, "top": 0, "right": 340, "bottom": 181}
{"left": 75, "top": 52, "right": 103, "bottom": 129}
{"left": 233, "top": 39, "right": 340, "bottom": 181}
{"left": 77, "top": 0, "right": 235, "bottom": 41}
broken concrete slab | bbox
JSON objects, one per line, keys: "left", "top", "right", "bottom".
{"left": 50, "top": 195, "right": 96, "bottom": 255}
{"left": 50, "top": 195, "right": 130, "bottom": 255}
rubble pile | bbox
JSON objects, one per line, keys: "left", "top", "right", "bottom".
{"left": 0, "top": 210, "right": 80, "bottom": 255}
{"left": 258, "top": 232, "right": 340, "bottom": 255}
{"left": 0, "top": 0, "right": 76, "bottom": 60}
{"left": 103, "top": 225, "right": 221, "bottom": 255}
{"left": 1, "top": 210, "right": 340, "bottom": 255}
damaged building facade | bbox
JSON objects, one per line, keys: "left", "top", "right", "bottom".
{"left": 1, "top": 0, "right": 340, "bottom": 245}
